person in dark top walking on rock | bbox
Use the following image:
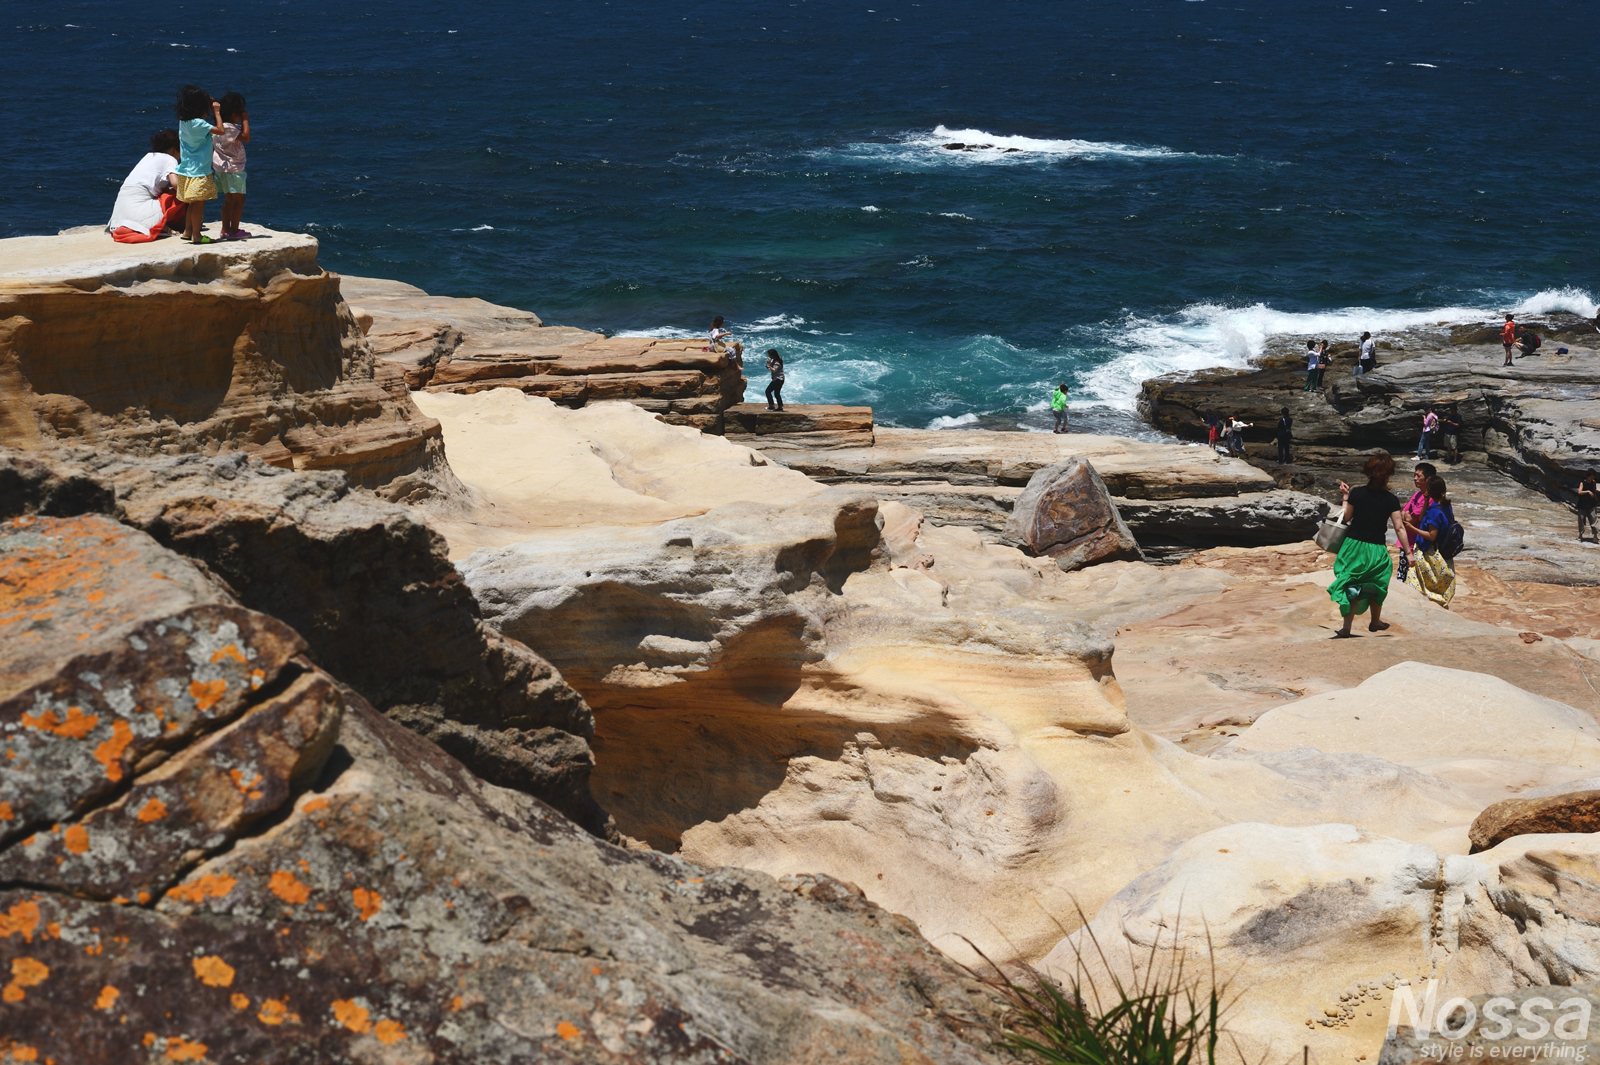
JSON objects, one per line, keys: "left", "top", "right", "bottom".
{"left": 1440, "top": 406, "right": 1464, "bottom": 465}
{"left": 1276, "top": 407, "right": 1293, "bottom": 463}
{"left": 1579, "top": 472, "right": 1599, "bottom": 543}
{"left": 764, "top": 348, "right": 785, "bottom": 411}
{"left": 1329, "top": 452, "right": 1415, "bottom": 639}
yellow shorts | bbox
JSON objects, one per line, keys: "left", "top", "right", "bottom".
{"left": 173, "top": 173, "right": 217, "bottom": 203}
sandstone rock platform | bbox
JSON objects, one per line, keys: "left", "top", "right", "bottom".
{"left": 342, "top": 275, "right": 749, "bottom": 432}
{"left": 0, "top": 229, "right": 451, "bottom": 501}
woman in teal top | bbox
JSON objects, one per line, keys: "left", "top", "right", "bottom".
{"left": 173, "top": 85, "right": 223, "bottom": 244}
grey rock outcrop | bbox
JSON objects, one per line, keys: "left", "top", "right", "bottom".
{"left": 999, "top": 457, "right": 1143, "bottom": 571}
{"left": 1114, "top": 489, "right": 1330, "bottom": 555}
{"left": 0, "top": 446, "right": 608, "bottom": 835}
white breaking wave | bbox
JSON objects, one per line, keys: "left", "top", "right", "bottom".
{"left": 927, "top": 413, "right": 979, "bottom": 430}
{"left": 821, "top": 125, "right": 1203, "bottom": 168}
{"left": 1078, "top": 289, "right": 1598, "bottom": 411}
{"left": 861, "top": 205, "right": 881, "bottom": 212}
{"left": 1513, "top": 286, "right": 1599, "bottom": 318}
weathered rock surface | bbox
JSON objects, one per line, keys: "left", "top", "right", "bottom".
{"left": 1137, "top": 326, "right": 1600, "bottom": 533}
{"left": 1044, "top": 823, "right": 1600, "bottom": 1065}
{"left": 1470, "top": 789, "right": 1600, "bottom": 853}
{"left": 0, "top": 230, "right": 452, "bottom": 500}
{"left": 342, "top": 275, "right": 748, "bottom": 431}
{"left": 0, "top": 446, "right": 607, "bottom": 833}
{"left": 1112, "top": 489, "right": 1329, "bottom": 554}
{"left": 999, "top": 457, "right": 1144, "bottom": 570}
{"left": 409, "top": 389, "right": 825, "bottom": 557}
{"left": 724, "top": 402, "right": 876, "bottom": 450}
{"left": 0, "top": 513, "right": 1012, "bottom": 1065}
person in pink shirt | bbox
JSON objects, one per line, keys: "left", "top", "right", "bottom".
{"left": 1400, "top": 461, "right": 1436, "bottom": 560}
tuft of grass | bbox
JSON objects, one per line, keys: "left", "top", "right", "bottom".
{"left": 959, "top": 911, "right": 1244, "bottom": 1065}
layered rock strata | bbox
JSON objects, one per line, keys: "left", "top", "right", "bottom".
{"left": 724, "top": 402, "right": 877, "bottom": 450}
{"left": 1138, "top": 323, "right": 1600, "bottom": 506}
{"left": 342, "top": 275, "right": 748, "bottom": 432}
{"left": 0, "top": 513, "right": 1010, "bottom": 1065}
{"left": 759, "top": 425, "right": 1326, "bottom": 552}
{"left": 0, "top": 446, "right": 607, "bottom": 835}
{"left": 0, "top": 229, "right": 451, "bottom": 500}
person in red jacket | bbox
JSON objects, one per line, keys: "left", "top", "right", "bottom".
{"left": 1502, "top": 313, "right": 1517, "bottom": 366}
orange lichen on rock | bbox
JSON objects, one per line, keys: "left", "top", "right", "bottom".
{"left": 331, "top": 999, "right": 372, "bottom": 1034}
{"left": 191, "top": 956, "right": 234, "bottom": 988}
{"left": 187, "top": 679, "right": 227, "bottom": 712}
{"left": 0, "top": 802, "right": 11, "bottom": 821}
{"left": 136, "top": 798, "right": 169, "bottom": 823}
{"left": 230, "top": 993, "right": 249, "bottom": 1010}
{"left": 19, "top": 706, "right": 99, "bottom": 740}
{"left": 95, "top": 985, "right": 119, "bottom": 1011}
{"left": 449, "top": 995, "right": 465, "bottom": 1013}
{"left": 257, "top": 998, "right": 298, "bottom": 1026}
{"left": 0, "top": 901, "right": 40, "bottom": 942}
{"left": 3, "top": 957, "right": 49, "bottom": 1002}
{"left": 93, "top": 721, "right": 134, "bottom": 782}
{"left": 8, "top": 1044, "right": 39, "bottom": 1062}
{"left": 374, "top": 1019, "right": 406, "bottom": 1045}
{"left": 162, "top": 1036, "right": 208, "bottom": 1062}
{"left": 61, "top": 826, "right": 89, "bottom": 855}
{"left": 299, "top": 796, "right": 330, "bottom": 814}
{"left": 165, "top": 873, "right": 238, "bottom": 905}
{"left": 351, "top": 887, "right": 383, "bottom": 921}
{"left": 556, "top": 1021, "right": 581, "bottom": 1041}
{"left": 210, "top": 644, "right": 247, "bottom": 665}
{"left": 268, "top": 870, "right": 311, "bottom": 905}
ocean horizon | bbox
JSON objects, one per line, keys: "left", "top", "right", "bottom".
{"left": 4, "top": 0, "right": 1595, "bottom": 432}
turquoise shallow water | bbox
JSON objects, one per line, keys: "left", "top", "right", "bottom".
{"left": 3, "top": 0, "right": 1596, "bottom": 430}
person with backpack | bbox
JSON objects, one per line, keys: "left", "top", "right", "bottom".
{"left": 1403, "top": 474, "right": 1461, "bottom": 608}
{"left": 1519, "top": 328, "right": 1542, "bottom": 358}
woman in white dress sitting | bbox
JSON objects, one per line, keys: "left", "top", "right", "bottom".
{"left": 107, "top": 130, "right": 185, "bottom": 242}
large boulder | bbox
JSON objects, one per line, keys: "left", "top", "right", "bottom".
{"left": 1471, "top": 789, "right": 1600, "bottom": 853}
{"left": 0, "top": 447, "right": 607, "bottom": 835}
{"left": 1000, "top": 457, "right": 1143, "bottom": 571}
{"left": 0, "top": 228, "right": 452, "bottom": 500}
{"left": 0, "top": 513, "right": 1009, "bottom": 1065}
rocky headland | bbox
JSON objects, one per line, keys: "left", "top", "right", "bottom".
{"left": 4, "top": 230, "right": 1600, "bottom": 1065}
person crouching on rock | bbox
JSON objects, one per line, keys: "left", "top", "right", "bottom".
{"left": 709, "top": 316, "right": 743, "bottom": 368}
{"left": 1330, "top": 452, "right": 1415, "bottom": 638}
{"left": 764, "top": 348, "right": 785, "bottom": 411}
{"left": 174, "top": 85, "right": 223, "bottom": 244}
{"left": 1275, "top": 407, "right": 1293, "bottom": 463}
{"left": 1226, "top": 415, "right": 1250, "bottom": 456}
{"left": 1050, "top": 382, "right": 1069, "bottom": 433}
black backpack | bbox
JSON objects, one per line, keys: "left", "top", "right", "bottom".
{"left": 1438, "top": 508, "right": 1466, "bottom": 560}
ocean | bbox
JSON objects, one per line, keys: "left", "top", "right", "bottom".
{"left": 3, "top": 0, "right": 1596, "bottom": 432}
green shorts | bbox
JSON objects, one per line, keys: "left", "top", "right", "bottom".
{"left": 214, "top": 171, "right": 247, "bottom": 196}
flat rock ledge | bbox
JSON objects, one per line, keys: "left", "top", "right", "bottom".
{"left": 343, "top": 275, "right": 749, "bottom": 433}
{"left": 0, "top": 229, "right": 453, "bottom": 502}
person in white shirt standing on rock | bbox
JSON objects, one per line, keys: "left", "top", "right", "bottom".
{"left": 1356, "top": 331, "right": 1376, "bottom": 376}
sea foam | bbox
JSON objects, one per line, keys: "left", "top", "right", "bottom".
{"left": 821, "top": 125, "right": 1199, "bottom": 168}
{"left": 1078, "top": 290, "right": 1597, "bottom": 411}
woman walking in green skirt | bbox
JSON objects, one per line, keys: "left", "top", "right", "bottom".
{"left": 1330, "top": 452, "right": 1416, "bottom": 638}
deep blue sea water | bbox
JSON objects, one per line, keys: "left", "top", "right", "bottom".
{"left": 3, "top": 0, "right": 1596, "bottom": 430}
